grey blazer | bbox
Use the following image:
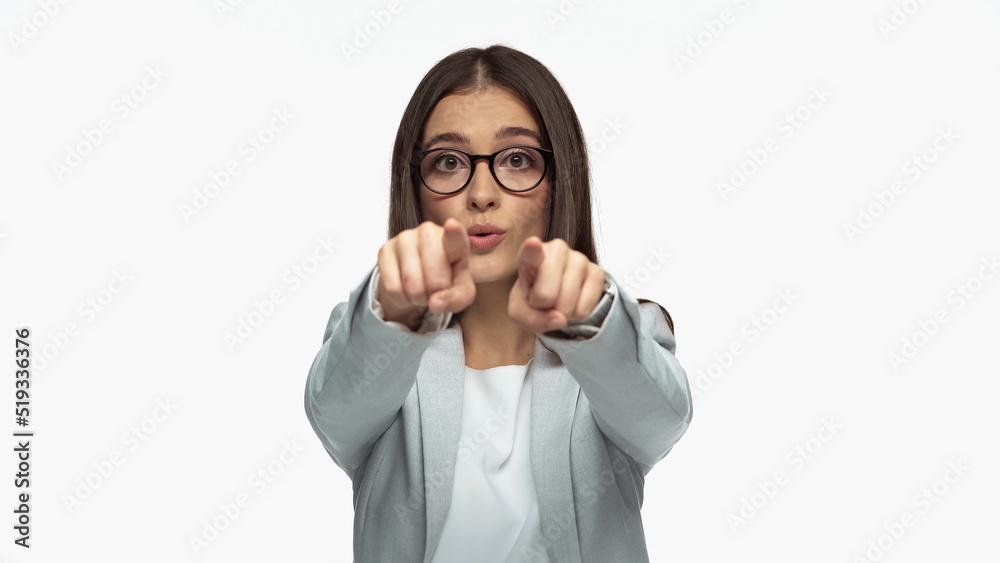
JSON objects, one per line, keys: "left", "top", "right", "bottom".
{"left": 304, "top": 265, "right": 693, "bottom": 562}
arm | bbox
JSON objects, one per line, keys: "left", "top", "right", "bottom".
{"left": 538, "top": 271, "right": 693, "bottom": 469}
{"left": 303, "top": 265, "right": 447, "bottom": 476}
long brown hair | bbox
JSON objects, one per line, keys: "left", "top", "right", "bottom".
{"left": 386, "top": 44, "right": 673, "bottom": 335}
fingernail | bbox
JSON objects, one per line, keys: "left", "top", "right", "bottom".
{"left": 547, "top": 318, "right": 562, "bottom": 330}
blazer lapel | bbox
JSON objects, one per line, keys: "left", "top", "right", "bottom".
{"left": 529, "top": 338, "right": 583, "bottom": 562}
{"left": 417, "top": 325, "right": 583, "bottom": 563}
{"left": 417, "top": 323, "right": 466, "bottom": 563}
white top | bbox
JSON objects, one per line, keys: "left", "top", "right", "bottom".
{"left": 368, "top": 267, "right": 551, "bottom": 562}
{"left": 430, "top": 360, "right": 549, "bottom": 563}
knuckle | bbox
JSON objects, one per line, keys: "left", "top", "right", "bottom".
{"left": 399, "top": 272, "right": 423, "bottom": 297}
{"left": 534, "top": 288, "right": 556, "bottom": 304}
{"left": 383, "top": 278, "right": 401, "bottom": 297}
{"left": 397, "top": 230, "right": 412, "bottom": 248}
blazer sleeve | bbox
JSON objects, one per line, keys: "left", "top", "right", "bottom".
{"left": 303, "top": 265, "right": 446, "bottom": 475}
{"left": 538, "top": 271, "right": 693, "bottom": 469}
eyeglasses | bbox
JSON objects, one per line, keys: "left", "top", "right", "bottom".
{"left": 411, "top": 145, "right": 554, "bottom": 195}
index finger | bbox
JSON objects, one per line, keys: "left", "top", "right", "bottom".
{"left": 418, "top": 222, "right": 451, "bottom": 296}
{"left": 421, "top": 218, "right": 468, "bottom": 295}
{"left": 441, "top": 217, "right": 470, "bottom": 268}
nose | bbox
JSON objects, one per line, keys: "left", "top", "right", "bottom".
{"left": 466, "top": 157, "right": 501, "bottom": 211}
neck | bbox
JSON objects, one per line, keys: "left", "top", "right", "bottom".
{"left": 459, "top": 275, "right": 536, "bottom": 370}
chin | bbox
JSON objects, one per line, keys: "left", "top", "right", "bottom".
{"left": 470, "top": 261, "right": 517, "bottom": 285}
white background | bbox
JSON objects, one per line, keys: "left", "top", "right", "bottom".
{"left": 2, "top": 0, "right": 998, "bottom": 561}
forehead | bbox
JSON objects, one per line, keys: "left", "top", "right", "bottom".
{"left": 422, "top": 88, "right": 539, "bottom": 145}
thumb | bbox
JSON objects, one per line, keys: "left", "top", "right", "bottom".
{"left": 429, "top": 252, "right": 475, "bottom": 314}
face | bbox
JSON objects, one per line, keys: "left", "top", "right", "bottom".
{"left": 418, "top": 87, "right": 552, "bottom": 285}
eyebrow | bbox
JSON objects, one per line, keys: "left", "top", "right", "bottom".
{"left": 423, "top": 126, "right": 542, "bottom": 151}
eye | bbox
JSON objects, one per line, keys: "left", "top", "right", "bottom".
{"left": 499, "top": 149, "right": 536, "bottom": 170}
{"left": 430, "top": 151, "right": 468, "bottom": 172}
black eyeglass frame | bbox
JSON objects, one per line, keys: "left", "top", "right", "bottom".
{"left": 410, "top": 145, "right": 555, "bottom": 195}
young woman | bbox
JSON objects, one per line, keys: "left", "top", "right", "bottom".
{"left": 304, "top": 44, "right": 693, "bottom": 563}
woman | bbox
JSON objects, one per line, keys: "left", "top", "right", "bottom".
{"left": 304, "top": 44, "right": 693, "bottom": 563}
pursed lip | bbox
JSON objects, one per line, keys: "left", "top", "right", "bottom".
{"left": 467, "top": 222, "right": 506, "bottom": 235}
